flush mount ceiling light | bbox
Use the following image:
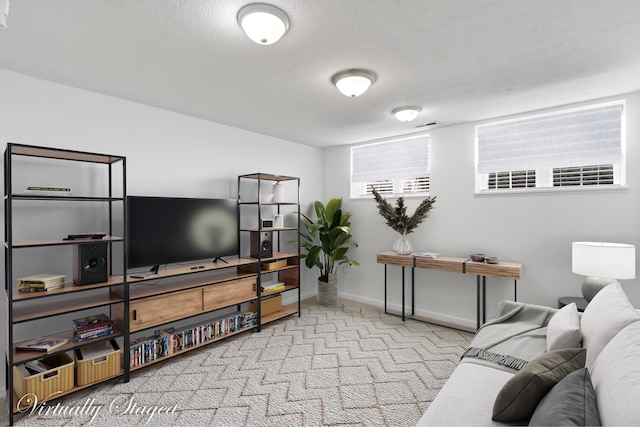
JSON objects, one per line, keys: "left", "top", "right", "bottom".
{"left": 331, "top": 69, "right": 377, "bottom": 97}
{"left": 392, "top": 106, "right": 422, "bottom": 122}
{"left": 237, "top": 3, "right": 289, "bottom": 45}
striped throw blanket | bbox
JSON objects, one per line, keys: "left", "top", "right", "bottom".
{"left": 462, "top": 301, "right": 554, "bottom": 370}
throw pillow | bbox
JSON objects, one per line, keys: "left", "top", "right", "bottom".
{"left": 589, "top": 321, "right": 640, "bottom": 426}
{"left": 580, "top": 282, "right": 639, "bottom": 369}
{"left": 546, "top": 302, "right": 582, "bottom": 351}
{"left": 528, "top": 368, "right": 601, "bottom": 426}
{"left": 492, "top": 347, "right": 586, "bottom": 422}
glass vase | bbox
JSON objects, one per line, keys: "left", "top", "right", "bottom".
{"left": 393, "top": 234, "right": 413, "bottom": 255}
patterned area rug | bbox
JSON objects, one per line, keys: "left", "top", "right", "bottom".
{"left": 5, "top": 300, "right": 473, "bottom": 426}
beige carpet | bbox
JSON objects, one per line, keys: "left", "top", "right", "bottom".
{"left": 4, "top": 299, "right": 473, "bottom": 426}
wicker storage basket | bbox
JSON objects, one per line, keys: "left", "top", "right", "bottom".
{"left": 75, "top": 339, "right": 121, "bottom": 386}
{"left": 241, "top": 259, "right": 288, "bottom": 272}
{"left": 261, "top": 259, "right": 287, "bottom": 270}
{"left": 13, "top": 353, "right": 74, "bottom": 403}
{"left": 249, "top": 295, "right": 282, "bottom": 316}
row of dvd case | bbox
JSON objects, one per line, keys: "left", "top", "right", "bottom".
{"left": 130, "top": 311, "right": 258, "bottom": 368}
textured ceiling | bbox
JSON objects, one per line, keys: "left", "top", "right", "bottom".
{"left": 1, "top": 0, "right": 640, "bottom": 148}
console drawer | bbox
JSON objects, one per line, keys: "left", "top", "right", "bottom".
{"left": 130, "top": 288, "right": 202, "bottom": 332}
{"left": 203, "top": 277, "right": 256, "bottom": 311}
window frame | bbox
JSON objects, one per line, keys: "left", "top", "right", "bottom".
{"left": 475, "top": 100, "right": 626, "bottom": 195}
{"left": 350, "top": 134, "right": 431, "bottom": 199}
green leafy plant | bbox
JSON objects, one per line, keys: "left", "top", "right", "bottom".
{"left": 371, "top": 186, "right": 437, "bottom": 235}
{"left": 295, "top": 198, "right": 359, "bottom": 282}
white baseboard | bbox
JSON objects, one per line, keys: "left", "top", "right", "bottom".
{"left": 282, "top": 290, "right": 315, "bottom": 306}
{"left": 338, "top": 291, "right": 477, "bottom": 332}
{"left": 281, "top": 290, "right": 476, "bottom": 333}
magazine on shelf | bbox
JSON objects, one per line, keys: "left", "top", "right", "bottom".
{"left": 411, "top": 252, "right": 440, "bottom": 259}
{"left": 16, "top": 337, "right": 68, "bottom": 353}
{"left": 24, "top": 359, "right": 52, "bottom": 374}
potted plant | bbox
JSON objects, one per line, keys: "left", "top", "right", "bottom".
{"left": 296, "top": 198, "right": 359, "bottom": 305}
{"left": 371, "top": 186, "right": 437, "bottom": 254}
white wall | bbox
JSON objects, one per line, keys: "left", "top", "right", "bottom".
{"left": 3, "top": 68, "right": 640, "bottom": 391}
{"left": 0, "top": 69, "right": 323, "bottom": 389}
{"left": 325, "top": 92, "right": 640, "bottom": 330}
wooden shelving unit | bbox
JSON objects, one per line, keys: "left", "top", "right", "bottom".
{"left": 12, "top": 294, "right": 126, "bottom": 323}
{"left": 123, "top": 260, "right": 262, "bottom": 373}
{"left": 238, "top": 173, "right": 301, "bottom": 329}
{"left": 12, "top": 327, "right": 125, "bottom": 365}
{"left": 128, "top": 324, "right": 256, "bottom": 372}
{"left": 3, "top": 148, "right": 302, "bottom": 425}
{"left": 4, "top": 143, "right": 127, "bottom": 425}
{"left": 260, "top": 305, "right": 299, "bottom": 325}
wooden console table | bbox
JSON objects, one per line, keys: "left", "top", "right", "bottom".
{"left": 377, "top": 252, "right": 522, "bottom": 330}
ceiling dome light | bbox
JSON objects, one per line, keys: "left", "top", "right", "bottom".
{"left": 237, "top": 3, "right": 289, "bottom": 45}
{"left": 392, "top": 106, "right": 422, "bottom": 122}
{"left": 331, "top": 69, "right": 377, "bottom": 97}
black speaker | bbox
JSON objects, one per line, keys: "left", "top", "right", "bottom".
{"left": 74, "top": 242, "right": 108, "bottom": 285}
{"left": 250, "top": 231, "right": 272, "bottom": 258}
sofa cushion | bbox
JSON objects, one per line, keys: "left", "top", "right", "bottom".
{"left": 416, "top": 362, "right": 515, "bottom": 426}
{"left": 492, "top": 348, "right": 586, "bottom": 422}
{"left": 546, "top": 302, "right": 581, "bottom": 351}
{"left": 589, "top": 321, "right": 640, "bottom": 426}
{"left": 580, "top": 281, "right": 639, "bottom": 369}
{"left": 528, "top": 368, "right": 600, "bottom": 426}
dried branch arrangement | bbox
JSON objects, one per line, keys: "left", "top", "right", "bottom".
{"left": 370, "top": 186, "right": 437, "bottom": 235}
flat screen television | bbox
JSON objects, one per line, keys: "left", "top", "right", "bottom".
{"left": 127, "top": 196, "right": 239, "bottom": 271}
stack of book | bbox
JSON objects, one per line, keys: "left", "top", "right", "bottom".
{"left": 261, "top": 280, "right": 285, "bottom": 294}
{"left": 17, "top": 274, "right": 65, "bottom": 293}
{"left": 72, "top": 314, "right": 114, "bottom": 342}
{"left": 24, "top": 186, "right": 72, "bottom": 196}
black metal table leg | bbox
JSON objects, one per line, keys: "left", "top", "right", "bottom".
{"left": 482, "top": 275, "right": 487, "bottom": 324}
{"left": 384, "top": 264, "right": 388, "bottom": 314}
{"left": 401, "top": 266, "right": 405, "bottom": 321}
{"left": 476, "top": 275, "right": 481, "bottom": 330}
{"left": 411, "top": 266, "right": 415, "bottom": 316}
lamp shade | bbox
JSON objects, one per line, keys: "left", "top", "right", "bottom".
{"left": 572, "top": 241, "right": 636, "bottom": 279}
{"left": 237, "top": 3, "right": 289, "bottom": 45}
{"left": 331, "top": 69, "right": 376, "bottom": 97}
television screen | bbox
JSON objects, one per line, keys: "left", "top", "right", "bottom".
{"left": 127, "top": 196, "right": 239, "bottom": 269}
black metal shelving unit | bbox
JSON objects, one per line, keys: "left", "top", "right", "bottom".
{"left": 4, "top": 143, "right": 128, "bottom": 425}
{"left": 237, "top": 173, "right": 301, "bottom": 330}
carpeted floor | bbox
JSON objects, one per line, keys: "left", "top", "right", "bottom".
{"left": 3, "top": 299, "right": 473, "bottom": 426}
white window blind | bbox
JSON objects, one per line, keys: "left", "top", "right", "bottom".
{"left": 477, "top": 104, "right": 623, "bottom": 174}
{"left": 553, "top": 164, "right": 614, "bottom": 187}
{"left": 352, "top": 135, "right": 430, "bottom": 183}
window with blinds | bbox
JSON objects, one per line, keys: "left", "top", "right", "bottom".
{"left": 351, "top": 135, "right": 430, "bottom": 198}
{"left": 553, "top": 164, "right": 614, "bottom": 187}
{"left": 488, "top": 170, "right": 536, "bottom": 189}
{"left": 476, "top": 101, "right": 625, "bottom": 193}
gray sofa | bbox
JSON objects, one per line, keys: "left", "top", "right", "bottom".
{"left": 417, "top": 281, "right": 640, "bottom": 426}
